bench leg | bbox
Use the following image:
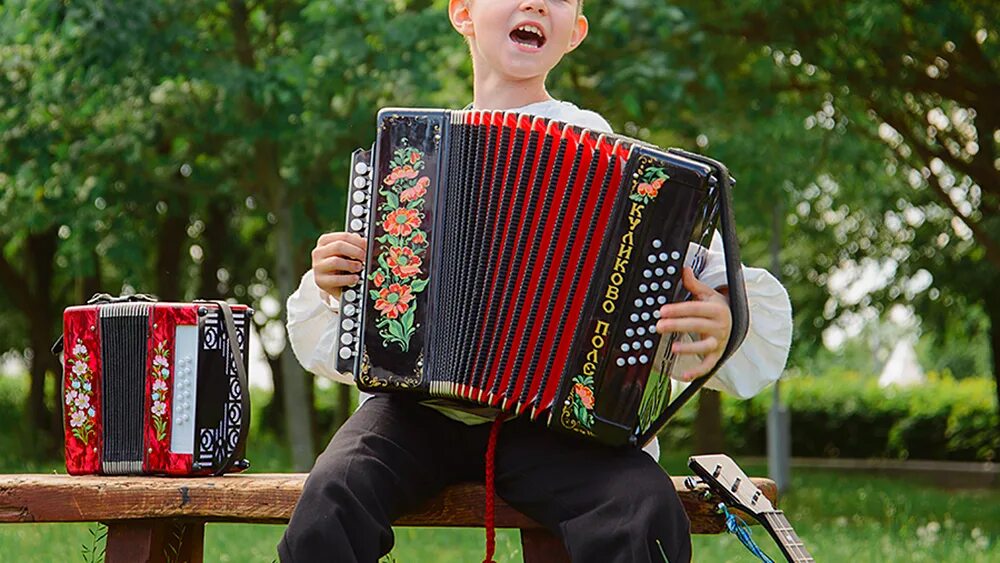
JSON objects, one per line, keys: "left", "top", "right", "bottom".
{"left": 103, "top": 519, "right": 205, "bottom": 563}
{"left": 520, "top": 529, "right": 570, "bottom": 563}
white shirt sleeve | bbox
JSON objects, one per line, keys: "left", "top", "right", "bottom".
{"left": 678, "top": 231, "right": 793, "bottom": 399}
{"left": 285, "top": 269, "right": 356, "bottom": 386}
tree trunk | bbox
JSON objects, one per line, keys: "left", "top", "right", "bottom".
{"left": 693, "top": 389, "right": 725, "bottom": 454}
{"left": 986, "top": 290, "right": 1000, "bottom": 439}
{"left": 198, "top": 199, "right": 229, "bottom": 300}
{"left": 276, "top": 200, "right": 316, "bottom": 470}
{"left": 156, "top": 196, "right": 190, "bottom": 300}
{"left": 336, "top": 383, "right": 352, "bottom": 431}
{"left": 24, "top": 230, "right": 61, "bottom": 456}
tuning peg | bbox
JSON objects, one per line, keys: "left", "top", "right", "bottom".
{"left": 683, "top": 476, "right": 703, "bottom": 490}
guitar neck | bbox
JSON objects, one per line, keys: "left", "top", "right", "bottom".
{"left": 762, "top": 511, "right": 814, "bottom": 563}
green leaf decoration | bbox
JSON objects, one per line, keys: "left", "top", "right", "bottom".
{"left": 385, "top": 191, "right": 399, "bottom": 209}
{"left": 411, "top": 278, "right": 428, "bottom": 292}
{"left": 369, "top": 289, "right": 381, "bottom": 301}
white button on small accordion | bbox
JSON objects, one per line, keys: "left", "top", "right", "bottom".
{"left": 59, "top": 295, "right": 251, "bottom": 475}
{"left": 338, "top": 109, "right": 750, "bottom": 447}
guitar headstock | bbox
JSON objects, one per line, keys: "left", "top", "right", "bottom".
{"left": 688, "top": 454, "right": 774, "bottom": 517}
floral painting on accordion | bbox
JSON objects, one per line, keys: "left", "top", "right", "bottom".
{"left": 369, "top": 142, "right": 431, "bottom": 352}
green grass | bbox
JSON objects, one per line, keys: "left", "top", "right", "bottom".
{"left": 0, "top": 375, "right": 997, "bottom": 561}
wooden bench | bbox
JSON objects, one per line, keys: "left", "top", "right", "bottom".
{"left": 0, "top": 473, "right": 776, "bottom": 562}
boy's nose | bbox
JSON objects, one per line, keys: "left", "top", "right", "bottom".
{"left": 519, "top": 0, "right": 547, "bottom": 15}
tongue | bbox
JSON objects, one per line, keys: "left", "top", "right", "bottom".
{"left": 510, "top": 29, "right": 542, "bottom": 48}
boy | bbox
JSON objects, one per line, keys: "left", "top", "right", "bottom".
{"left": 279, "top": 1, "right": 792, "bottom": 561}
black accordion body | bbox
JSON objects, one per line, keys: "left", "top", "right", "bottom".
{"left": 337, "top": 109, "right": 748, "bottom": 447}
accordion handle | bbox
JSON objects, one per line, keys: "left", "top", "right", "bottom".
{"left": 87, "top": 292, "right": 158, "bottom": 305}
{"left": 209, "top": 300, "right": 252, "bottom": 476}
{"left": 638, "top": 150, "right": 751, "bottom": 447}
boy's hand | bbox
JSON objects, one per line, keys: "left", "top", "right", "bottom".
{"left": 312, "top": 232, "right": 367, "bottom": 301}
{"left": 655, "top": 267, "right": 732, "bottom": 382}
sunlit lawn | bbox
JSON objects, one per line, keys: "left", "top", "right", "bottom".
{"left": 0, "top": 376, "right": 996, "bottom": 561}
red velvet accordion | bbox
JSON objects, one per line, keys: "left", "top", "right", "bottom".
{"left": 60, "top": 297, "right": 251, "bottom": 475}
{"left": 337, "top": 109, "right": 749, "bottom": 447}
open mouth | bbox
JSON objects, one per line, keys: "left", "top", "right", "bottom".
{"left": 509, "top": 24, "right": 547, "bottom": 49}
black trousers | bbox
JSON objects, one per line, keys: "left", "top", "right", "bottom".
{"left": 277, "top": 394, "right": 692, "bottom": 563}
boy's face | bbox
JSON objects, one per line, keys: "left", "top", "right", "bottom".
{"left": 450, "top": 0, "right": 588, "bottom": 82}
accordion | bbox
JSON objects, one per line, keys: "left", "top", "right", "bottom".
{"left": 337, "top": 109, "right": 749, "bottom": 447}
{"left": 59, "top": 295, "right": 251, "bottom": 475}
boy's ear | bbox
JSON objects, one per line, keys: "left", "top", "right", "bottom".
{"left": 449, "top": 0, "right": 474, "bottom": 38}
{"left": 565, "top": 14, "right": 589, "bottom": 53}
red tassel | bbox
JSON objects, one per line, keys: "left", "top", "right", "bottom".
{"left": 483, "top": 413, "right": 506, "bottom": 563}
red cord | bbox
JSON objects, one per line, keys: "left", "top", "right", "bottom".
{"left": 483, "top": 413, "right": 506, "bottom": 563}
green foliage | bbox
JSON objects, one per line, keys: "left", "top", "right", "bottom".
{"left": 661, "top": 373, "right": 999, "bottom": 461}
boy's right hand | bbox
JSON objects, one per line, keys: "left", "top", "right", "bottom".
{"left": 312, "top": 232, "right": 367, "bottom": 301}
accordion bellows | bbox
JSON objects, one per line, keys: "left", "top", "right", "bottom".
{"left": 61, "top": 300, "right": 251, "bottom": 475}
{"left": 338, "top": 109, "right": 748, "bottom": 447}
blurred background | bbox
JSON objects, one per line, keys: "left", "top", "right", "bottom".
{"left": 0, "top": 0, "right": 997, "bottom": 560}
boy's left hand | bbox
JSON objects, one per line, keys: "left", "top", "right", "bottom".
{"left": 655, "top": 267, "right": 732, "bottom": 382}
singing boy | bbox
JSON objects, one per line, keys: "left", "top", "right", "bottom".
{"left": 279, "top": 1, "right": 792, "bottom": 561}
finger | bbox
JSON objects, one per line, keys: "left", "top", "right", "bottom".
{"left": 313, "top": 239, "right": 367, "bottom": 262}
{"left": 656, "top": 317, "right": 720, "bottom": 335}
{"left": 681, "top": 267, "right": 716, "bottom": 300}
{"left": 671, "top": 337, "right": 719, "bottom": 356}
{"left": 315, "top": 256, "right": 364, "bottom": 274}
{"left": 315, "top": 273, "right": 361, "bottom": 293}
{"left": 659, "top": 301, "right": 728, "bottom": 319}
{"left": 680, "top": 353, "right": 721, "bottom": 381}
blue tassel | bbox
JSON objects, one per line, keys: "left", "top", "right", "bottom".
{"left": 718, "top": 503, "right": 775, "bottom": 563}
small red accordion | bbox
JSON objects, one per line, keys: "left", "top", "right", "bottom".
{"left": 59, "top": 295, "right": 251, "bottom": 476}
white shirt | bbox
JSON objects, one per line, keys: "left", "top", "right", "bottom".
{"left": 286, "top": 100, "right": 793, "bottom": 459}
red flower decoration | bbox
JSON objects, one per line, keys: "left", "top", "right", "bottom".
{"left": 375, "top": 283, "right": 415, "bottom": 319}
{"left": 400, "top": 184, "right": 427, "bottom": 203}
{"left": 574, "top": 383, "right": 595, "bottom": 409}
{"left": 372, "top": 271, "right": 385, "bottom": 287}
{"left": 386, "top": 246, "right": 422, "bottom": 278}
{"left": 410, "top": 151, "right": 420, "bottom": 164}
{"left": 383, "top": 208, "right": 421, "bottom": 237}
{"left": 412, "top": 232, "right": 426, "bottom": 245}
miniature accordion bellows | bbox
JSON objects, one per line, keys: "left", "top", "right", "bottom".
{"left": 337, "top": 109, "right": 750, "bottom": 447}
{"left": 59, "top": 295, "right": 251, "bottom": 475}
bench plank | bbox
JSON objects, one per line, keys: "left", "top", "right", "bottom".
{"left": 0, "top": 473, "right": 775, "bottom": 534}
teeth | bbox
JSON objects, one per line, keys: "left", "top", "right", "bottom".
{"left": 516, "top": 24, "right": 544, "bottom": 38}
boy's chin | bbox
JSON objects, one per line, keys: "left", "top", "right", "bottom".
{"left": 497, "top": 55, "right": 558, "bottom": 81}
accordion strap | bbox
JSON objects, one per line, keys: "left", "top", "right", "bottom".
{"left": 208, "top": 300, "right": 252, "bottom": 476}
{"left": 638, "top": 149, "right": 750, "bottom": 446}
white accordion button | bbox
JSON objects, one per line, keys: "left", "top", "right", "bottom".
{"left": 641, "top": 312, "right": 651, "bottom": 321}
{"left": 631, "top": 341, "right": 641, "bottom": 351}
{"left": 634, "top": 298, "right": 643, "bottom": 308}
{"left": 636, "top": 326, "right": 646, "bottom": 336}
{"left": 627, "top": 356, "right": 637, "bottom": 365}
{"left": 350, "top": 218, "right": 364, "bottom": 231}
{"left": 355, "top": 161, "right": 369, "bottom": 175}
{"left": 625, "top": 328, "right": 635, "bottom": 338}
{"left": 639, "top": 354, "right": 649, "bottom": 364}
{"left": 344, "top": 289, "right": 357, "bottom": 302}
{"left": 638, "top": 284, "right": 648, "bottom": 293}
{"left": 340, "top": 333, "right": 354, "bottom": 345}
{"left": 657, "top": 296, "right": 668, "bottom": 305}
{"left": 616, "top": 357, "right": 626, "bottom": 367}
{"left": 667, "top": 266, "right": 677, "bottom": 275}
{"left": 343, "top": 304, "right": 356, "bottom": 317}
{"left": 352, "top": 204, "right": 366, "bottom": 217}
{"left": 652, "top": 239, "right": 662, "bottom": 249}
{"left": 672, "top": 251, "right": 682, "bottom": 260}
{"left": 644, "top": 339, "right": 654, "bottom": 349}
{"left": 342, "top": 318, "right": 355, "bottom": 331}
{"left": 659, "top": 252, "right": 669, "bottom": 262}
{"left": 655, "top": 267, "right": 665, "bottom": 277}
{"left": 620, "top": 343, "right": 630, "bottom": 353}
{"left": 663, "top": 281, "right": 672, "bottom": 290}
{"left": 353, "top": 191, "right": 367, "bottom": 203}
{"left": 339, "top": 347, "right": 352, "bottom": 360}
{"left": 653, "top": 309, "right": 662, "bottom": 319}
{"left": 645, "top": 297, "right": 655, "bottom": 306}
{"left": 647, "top": 255, "right": 657, "bottom": 264}
{"left": 354, "top": 176, "right": 366, "bottom": 188}
{"left": 643, "top": 269, "right": 653, "bottom": 279}
{"left": 630, "top": 313, "right": 640, "bottom": 323}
